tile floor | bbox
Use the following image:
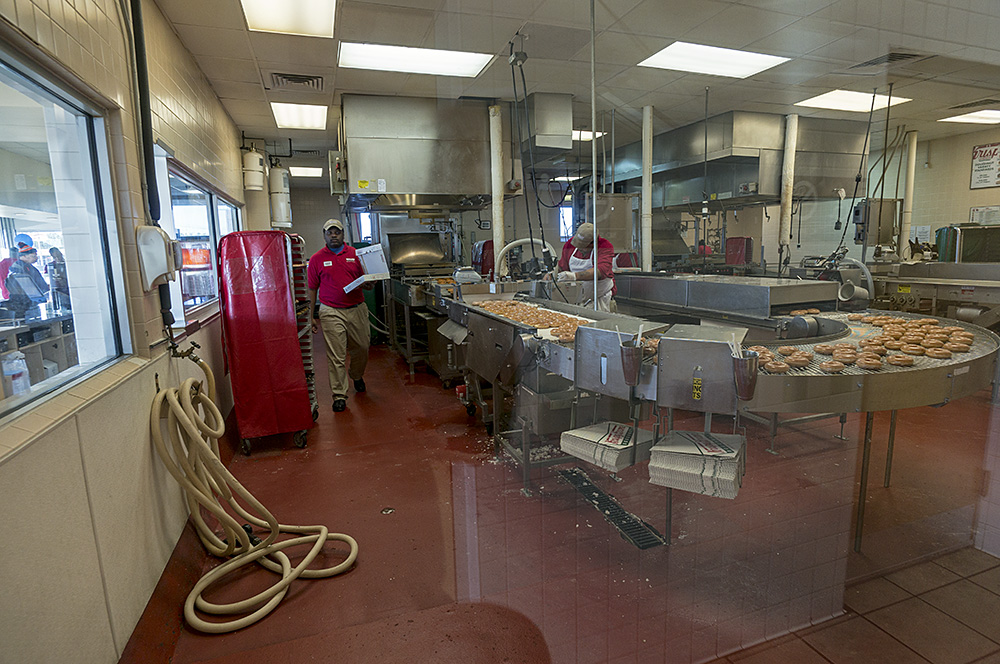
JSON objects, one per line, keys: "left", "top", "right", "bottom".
{"left": 121, "top": 344, "right": 1000, "bottom": 664}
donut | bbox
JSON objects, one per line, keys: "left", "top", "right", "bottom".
{"left": 832, "top": 352, "right": 857, "bottom": 365}
{"left": 900, "top": 335, "right": 925, "bottom": 345}
{"left": 889, "top": 318, "right": 907, "bottom": 325}
{"left": 834, "top": 342, "right": 857, "bottom": 351}
{"left": 764, "top": 360, "right": 790, "bottom": 373}
{"left": 805, "top": 308, "right": 821, "bottom": 314}
{"left": 886, "top": 353, "right": 915, "bottom": 366}
{"left": 859, "top": 338, "right": 882, "bottom": 347}
{"left": 920, "top": 338, "right": 944, "bottom": 348}
{"left": 943, "top": 342, "right": 970, "bottom": 353}
{"left": 819, "top": 360, "right": 846, "bottom": 373}
{"left": 951, "top": 333, "right": 975, "bottom": 342}
{"left": 857, "top": 356, "right": 883, "bottom": 370}
{"left": 747, "top": 345, "right": 769, "bottom": 353}
{"left": 863, "top": 345, "right": 887, "bottom": 355}
{"left": 848, "top": 313, "right": 865, "bottom": 321}
{"left": 884, "top": 340, "right": 905, "bottom": 350}
{"left": 925, "top": 332, "right": 950, "bottom": 341}
{"left": 814, "top": 344, "right": 835, "bottom": 355}
{"left": 777, "top": 346, "right": 797, "bottom": 356}
{"left": 917, "top": 318, "right": 939, "bottom": 326}
{"left": 925, "top": 347, "right": 952, "bottom": 359}
{"left": 883, "top": 330, "right": 904, "bottom": 340}
{"left": 790, "top": 351, "right": 814, "bottom": 361}
{"left": 901, "top": 344, "right": 925, "bottom": 356}
{"left": 785, "top": 354, "right": 810, "bottom": 368}
{"left": 942, "top": 326, "right": 964, "bottom": 334}
{"left": 789, "top": 310, "right": 808, "bottom": 316}
{"left": 862, "top": 316, "right": 876, "bottom": 323}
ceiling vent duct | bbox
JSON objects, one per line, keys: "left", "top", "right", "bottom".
{"left": 849, "top": 52, "right": 926, "bottom": 69}
{"left": 269, "top": 72, "right": 324, "bottom": 91}
{"left": 949, "top": 98, "right": 1000, "bottom": 110}
{"left": 520, "top": 93, "right": 573, "bottom": 159}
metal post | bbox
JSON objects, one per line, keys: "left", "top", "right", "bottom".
{"left": 884, "top": 410, "right": 898, "bottom": 487}
{"left": 492, "top": 382, "right": 501, "bottom": 458}
{"left": 854, "top": 411, "right": 875, "bottom": 553}
{"left": 835, "top": 412, "right": 848, "bottom": 440}
{"left": 489, "top": 105, "right": 505, "bottom": 278}
{"left": 664, "top": 487, "right": 672, "bottom": 545}
{"left": 766, "top": 413, "right": 780, "bottom": 455}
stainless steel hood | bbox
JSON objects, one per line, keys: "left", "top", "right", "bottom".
{"left": 342, "top": 95, "right": 493, "bottom": 213}
{"left": 611, "top": 111, "right": 869, "bottom": 210}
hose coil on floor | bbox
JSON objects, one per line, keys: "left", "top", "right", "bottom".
{"left": 150, "top": 357, "right": 358, "bottom": 633}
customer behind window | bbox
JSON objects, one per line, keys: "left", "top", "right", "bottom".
{"left": 697, "top": 239, "right": 714, "bottom": 256}
{"left": 0, "top": 247, "right": 18, "bottom": 300}
{"left": 47, "top": 247, "right": 71, "bottom": 310}
{"left": 6, "top": 243, "right": 49, "bottom": 318}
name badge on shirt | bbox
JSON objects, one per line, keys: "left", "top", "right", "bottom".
{"left": 346, "top": 258, "right": 356, "bottom": 262}
{"left": 323, "top": 261, "right": 332, "bottom": 266}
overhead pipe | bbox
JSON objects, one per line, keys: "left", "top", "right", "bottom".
{"left": 778, "top": 113, "right": 799, "bottom": 272}
{"left": 899, "top": 130, "right": 918, "bottom": 258}
{"left": 641, "top": 105, "right": 653, "bottom": 272}
{"left": 489, "top": 105, "right": 506, "bottom": 278}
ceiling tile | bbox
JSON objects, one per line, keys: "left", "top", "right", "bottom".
{"left": 172, "top": 24, "right": 253, "bottom": 59}
{"left": 734, "top": 0, "right": 839, "bottom": 16}
{"left": 155, "top": 0, "right": 247, "bottom": 29}
{"left": 248, "top": 33, "right": 339, "bottom": 69}
{"left": 610, "top": 0, "right": 730, "bottom": 39}
{"left": 211, "top": 80, "right": 267, "bottom": 101}
{"left": 681, "top": 5, "right": 801, "bottom": 49}
{"left": 424, "top": 12, "right": 525, "bottom": 55}
{"left": 516, "top": 23, "right": 593, "bottom": 60}
{"left": 335, "top": 68, "right": 411, "bottom": 95}
{"left": 602, "top": 65, "right": 684, "bottom": 90}
{"left": 441, "top": 0, "right": 543, "bottom": 19}
{"left": 196, "top": 56, "right": 261, "bottom": 84}
{"left": 570, "top": 31, "right": 664, "bottom": 67}
{"left": 399, "top": 74, "right": 467, "bottom": 98}
{"left": 747, "top": 17, "right": 856, "bottom": 58}
{"left": 529, "top": 0, "right": 645, "bottom": 31}
{"left": 337, "top": 2, "right": 435, "bottom": 47}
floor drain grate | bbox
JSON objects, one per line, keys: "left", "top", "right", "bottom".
{"left": 557, "top": 467, "right": 666, "bottom": 550}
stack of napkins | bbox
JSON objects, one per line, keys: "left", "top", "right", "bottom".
{"left": 560, "top": 421, "right": 655, "bottom": 472}
{"left": 648, "top": 430, "right": 746, "bottom": 499}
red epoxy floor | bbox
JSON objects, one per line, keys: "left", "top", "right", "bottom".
{"left": 121, "top": 343, "right": 999, "bottom": 664}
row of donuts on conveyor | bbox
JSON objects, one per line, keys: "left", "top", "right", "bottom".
{"left": 748, "top": 314, "right": 974, "bottom": 374}
{"left": 477, "top": 300, "right": 588, "bottom": 343}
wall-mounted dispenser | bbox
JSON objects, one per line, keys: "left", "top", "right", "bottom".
{"left": 269, "top": 164, "right": 292, "bottom": 228}
{"left": 243, "top": 149, "right": 265, "bottom": 191}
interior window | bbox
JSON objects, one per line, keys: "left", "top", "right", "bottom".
{"left": 0, "top": 56, "right": 125, "bottom": 416}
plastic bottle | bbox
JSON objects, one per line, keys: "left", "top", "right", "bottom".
{"left": 3, "top": 352, "right": 31, "bottom": 395}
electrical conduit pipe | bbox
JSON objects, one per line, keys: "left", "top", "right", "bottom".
{"left": 494, "top": 238, "right": 558, "bottom": 277}
{"left": 778, "top": 114, "right": 799, "bottom": 266}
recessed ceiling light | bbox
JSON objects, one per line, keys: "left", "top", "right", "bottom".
{"left": 338, "top": 42, "right": 493, "bottom": 77}
{"left": 795, "top": 90, "right": 911, "bottom": 112}
{"left": 239, "top": 0, "right": 335, "bottom": 38}
{"left": 288, "top": 166, "right": 324, "bottom": 177}
{"left": 552, "top": 176, "right": 585, "bottom": 182}
{"left": 939, "top": 110, "right": 1000, "bottom": 124}
{"left": 270, "top": 102, "right": 328, "bottom": 130}
{"left": 572, "top": 131, "right": 606, "bottom": 141}
{"left": 638, "top": 41, "right": 789, "bottom": 79}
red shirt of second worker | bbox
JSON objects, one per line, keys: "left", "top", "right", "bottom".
{"left": 307, "top": 244, "right": 365, "bottom": 308}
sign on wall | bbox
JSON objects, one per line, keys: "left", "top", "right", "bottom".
{"left": 971, "top": 142, "right": 1000, "bottom": 189}
{"left": 970, "top": 205, "right": 1000, "bottom": 224}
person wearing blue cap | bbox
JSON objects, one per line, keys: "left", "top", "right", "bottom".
{"left": 5, "top": 243, "right": 49, "bottom": 318}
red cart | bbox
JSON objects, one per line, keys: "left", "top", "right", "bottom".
{"left": 219, "top": 231, "right": 314, "bottom": 455}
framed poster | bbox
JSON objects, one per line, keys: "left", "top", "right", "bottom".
{"left": 971, "top": 142, "right": 1000, "bottom": 189}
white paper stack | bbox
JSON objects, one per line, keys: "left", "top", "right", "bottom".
{"left": 560, "top": 421, "right": 655, "bottom": 472}
{"left": 647, "top": 430, "right": 746, "bottom": 499}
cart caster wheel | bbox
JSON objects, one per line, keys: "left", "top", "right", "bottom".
{"left": 240, "top": 439, "right": 252, "bottom": 456}
{"left": 312, "top": 407, "right": 319, "bottom": 422}
{"left": 293, "top": 430, "right": 308, "bottom": 448}
{"left": 465, "top": 403, "right": 476, "bottom": 417}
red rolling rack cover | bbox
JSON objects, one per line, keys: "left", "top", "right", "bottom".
{"left": 219, "top": 231, "right": 312, "bottom": 439}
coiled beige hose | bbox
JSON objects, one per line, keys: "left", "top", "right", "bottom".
{"left": 150, "top": 358, "right": 358, "bottom": 633}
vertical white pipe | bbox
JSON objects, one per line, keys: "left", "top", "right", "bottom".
{"left": 899, "top": 130, "right": 918, "bottom": 257}
{"left": 779, "top": 114, "right": 799, "bottom": 253}
{"left": 641, "top": 105, "right": 653, "bottom": 272}
{"left": 489, "top": 105, "right": 505, "bottom": 279}
{"left": 590, "top": 0, "right": 598, "bottom": 310}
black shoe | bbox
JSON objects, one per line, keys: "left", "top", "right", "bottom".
{"left": 353, "top": 378, "right": 366, "bottom": 393}
{"left": 332, "top": 399, "right": 347, "bottom": 412}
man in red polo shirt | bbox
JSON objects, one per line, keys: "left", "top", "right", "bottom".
{"left": 307, "top": 218, "right": 371, "bottom": 412}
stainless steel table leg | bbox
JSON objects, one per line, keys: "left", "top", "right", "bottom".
{"left": 854, "top": 411, "right": 875, "bottom": 553}
{"left": 520, "top": 418, "right": 532, "bottom": 495}
{"left": 667, "top": 407, "right": 674, "bottom": 432}
{"left": 765, "top": 413, "right": 780, "bottom": 455}
{"left": 884, "top": 410, "right": 898, "bottom": 488}
{"left": 492, "top": 383, "right": 501, "bottom": 458}
{"left": 835, "top": 412, "right": 848, "bottom": 441}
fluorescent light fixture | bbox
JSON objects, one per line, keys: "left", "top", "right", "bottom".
{"left": 239, "top": 0, "right": 336, "bottom": 38}
{"left": 552, "top": 175, "right": 585, "bottom": 181}
{"left": 270, "top": 102, "right": 328, "bottom": 130}
{"left": 338, "top": 42, "right": 492, "bottom": 77}
{"left": 939, "top": 110, "right": 1000, "bottom": 124}
{"left": 795, "top": 90, "right": 911, "bottom": 112}
{"left": 572, "top": 131, "right": 606, "bottom": 141}
{"left": 288, "top": 166, "right": 324, "bottom": 177}
{"left": 638, "top": 41, "right": 789, "bottom": 78}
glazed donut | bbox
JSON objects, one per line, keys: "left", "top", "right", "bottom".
{"left": 901, "top": 344, "right": 926, "bottom": 356}
{"left": 777, "top": 346, "right": 797, "bottom": 356}
{"left": 900, "top": 335, "right": 925, "bottom": 345}
{"left": 886, "top": 353, "right": 915, "bottom": 366}
{"left": 889, "top": 318, "right": 907, "bottom": 325}
{"left": 859, "top": 338, "right": 882, "bottom": 347}
{"left": 747, "top": 345, "right": 769, "bottom": 353}
{"left": 789, "top": 309, "right": 808, "bottom": 316}
{"left": 951, "top": 333, "right": 975, "bottom": 342}
{"left": 856, "top": 356, "right": 882, "bottom": 370}
{"left": 819, "top": 360, "right": 846, "bottom": 373}
{"left": 831, "top": 353, "right": 857, "bottom": 365}
{"left": 861, "top": 316, "right": 876, "bottom": 323}
{"left": 883, "top": 330, "right": 904, "bottom": 340}
{"left": 884, "top": 340, "right": 905, "bottom": 350}
{"left": 790, "top": 351, "right": 814, "bottom": 362}
{"left": 920, "top": 338, "right": 944, "bottom": 348}
{"left": 834, "top": 342, "right": 857, "bottom": 350}
{"left": 925, "top": 347, "right": 952, "bottom": 359}
{"left": 785, "top": 354, "right": 810, "bottom": 368}
{"left": 764, "top": 360, "right": 790, "bottom": 373}
{"left": 941, "top": 326, "right": 964, "bottom": 334}
{"left": 917, "top": 318, "right": 939, "bottom": 326}
{"left": 925, "top": 332, "right": 950, "bottom": 340}
{"left": 814, "top": 344, "right": 835, "bottom": 355}
{"left": 848, "top": 313, "right": 865, "bottom": 321}
{"left": 865, "top": 345, "right": 887, "bottom": 355}
{"left": 943, "top": 342, "right": 971, "bottom": 353}
{"left": 805, "top": 308, "right": 821, "bottom": 314}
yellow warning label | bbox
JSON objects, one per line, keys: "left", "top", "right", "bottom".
{"left": 897, "top": 285, "right": 911, "bottom": 293}
{"left": 358, "top": 180, "right": 370, "bottom": 189}
{"left": 692, "top": 377, "right": 703, "bottom": 400}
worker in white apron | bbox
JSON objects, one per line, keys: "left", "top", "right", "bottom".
{"left": 553, "top": 222, "right": 616, "bottom": 312}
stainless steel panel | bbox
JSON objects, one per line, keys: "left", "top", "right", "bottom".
{"left": 896, "top": 262, "right": 1000, "bottom": 282}
{"left": 390, "top": 278, "right": 425, "bottom": 306}
{"left": 616, "top": 274, "right": 688, "bottom": 307}
{"left": 574, "top": 326, "right": 658, "bottom": 401}
{"left": 656, "top": 326, "right": 747, "bottom": 413}
{"left": 386, "top": 233, "right": 448, "bottom": 265}
{"left": 683, "top": 276, "right": 838, "bottom": 316}
{"left": 465, "top": 311, "right": 516, "bottom": 383}
{"left": 525, "top": 93, "right": 573, "bottom": 150}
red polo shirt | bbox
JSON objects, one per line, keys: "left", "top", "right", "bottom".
{"left": 307, "top": 244, "right": 365, "bottom": 308}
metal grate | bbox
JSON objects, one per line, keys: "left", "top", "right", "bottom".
{"left": 849, "top": 52, "right": 925, "bottom": 69}
{"left": 557, "top": 467, "right": 665, "bottom": 550}
{"left": 950, "top": 98, "right": 1000, "bottom": 110}
{"left": 269, "top": 72, "right": 324, "bottom": 91}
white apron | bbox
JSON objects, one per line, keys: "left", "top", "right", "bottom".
{"left": 569, "top": 248, "right": 614, "bottom": 312}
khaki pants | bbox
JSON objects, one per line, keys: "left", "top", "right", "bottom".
{"left": 318, "top": 303, "right": 370, "bottom": 400}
